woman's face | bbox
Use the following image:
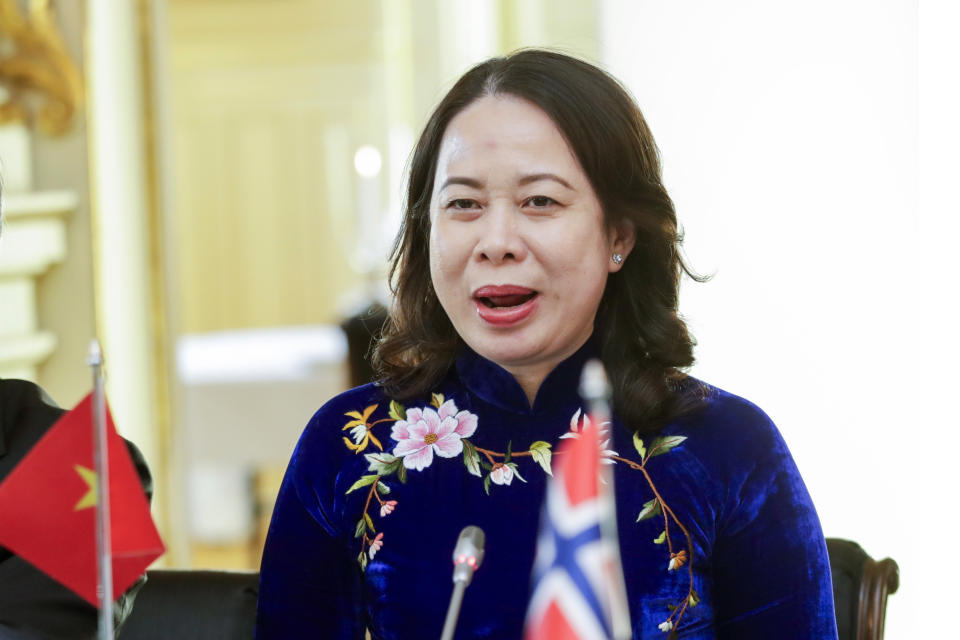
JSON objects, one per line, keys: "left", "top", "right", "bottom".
{"left": 428, "top": 95, "right": 633, "bottom": 389}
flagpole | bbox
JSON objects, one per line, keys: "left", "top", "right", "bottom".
{"left": 87, "top": 340, "right": 114, "bottom": 640}
{"left": 579, "top": 359, "right": 632, "bottom": 640}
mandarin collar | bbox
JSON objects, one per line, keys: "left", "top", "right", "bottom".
{"left": 453, "top": 338, "right": 599, "bottom": 415}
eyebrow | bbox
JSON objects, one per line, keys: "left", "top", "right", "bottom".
{"left": 439, "top": 176, "right": 484, "bottom": 191}
{"left": 517, "top": 173, "right": 574, "bottom": 190}
{"left": 438, "top": 173, "right": 574, "bottom": 191}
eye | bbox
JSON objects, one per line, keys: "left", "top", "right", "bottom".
{"left": 524, "top": 195, "right": 558, "bottom": 208}
{"left": 446, "top": 198, "right": 480, "bottom": 210}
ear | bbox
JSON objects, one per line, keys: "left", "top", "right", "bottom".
{"left": 607, "top": 221, "right": 636, "bottom": 273}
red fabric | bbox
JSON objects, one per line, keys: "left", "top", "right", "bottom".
{"left": 526, "top": 600, "right": 579, "bottom": 639}
{"left": 0, "top": 393, "right": 164, "bottom": 606}
{"left": 560, "top": 419, "right": 600, "bottom": 507}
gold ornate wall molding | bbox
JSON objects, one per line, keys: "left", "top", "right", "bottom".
{"left": 0, "top": 0, "right": 83, "bottom": 135}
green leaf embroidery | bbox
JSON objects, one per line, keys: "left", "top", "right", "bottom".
{"left": 529, "top": 440, "right": 553, "bottom": 476}
{"left": 505, "top": 440, "right": 513, "bottom": 463}
{"left": 365, "top": 453, "right": 400, "bottom": 475}
{"left": 346, "top": 474, "right": 380, "bottom": 494}
{"left": 388, "top": 399, "right": 406, "bottom": 421}
{"left": 688, "top": 589, "right": 700, "bottom": 608}
{"left": 358, "top": 551, "right": 368, "bottom": 571}
{"left": 653, "top": 530, "right": 666, "bottom": 544}
{"left": 397, "top": 464, "right": 407, "bottom": 483}
{"left": 354, "top": 518, "right": 367, "bottom": 538}
{"left": 507, "top": 462, "right": 526, "bottom": 483}
{"left": 633, "top": 433, "right": 646, "bottom": 459}
{"left": 479, "top": 458, "right": 493, "bottom": 472}
{"left": 462, "top": 440, "right": 482, "bottom": 477}
{"left": 430, "top": 393, "right": 445, "bottom": 408}
{"left": 363, "top": 512, "right": 375, "bottom": 533}
{"left": 649, "top": 435, "right": 687, "bottom": 458}
{"left": 636, "top": 498, "right": 662, "bottom": 522}
{"left": 483, "top": 474, "right": 492, "bottom": 495}
{"left": 376, "top": 481, "right": 390, "bottom": 495}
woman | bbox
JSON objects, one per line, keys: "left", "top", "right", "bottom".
{"left": 256, "top": 50, "right": 837, "bottom": 639}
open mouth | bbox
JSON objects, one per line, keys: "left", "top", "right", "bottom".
{"left": 478, "top": 292, "right": 538, "bottom": 308}
{"left": 472, "top": 285, "right": 539, "bottom": 326}
{"left": 473, "top": 285, "right": 539, "bottom": 308}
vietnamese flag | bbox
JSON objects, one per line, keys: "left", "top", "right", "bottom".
{"left": 0, "top": 393, "right": 164, "bottom": 606}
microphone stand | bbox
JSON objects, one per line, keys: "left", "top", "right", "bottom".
{"left": 439, "top": 526, "right": 485, "bottom": 640}
{"left": 439, "top": 580, "right": 468, "bottom": 640}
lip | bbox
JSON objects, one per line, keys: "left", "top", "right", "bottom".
{"left": 473, "top": 284, "right": 537, "bottom": 297}
{"left": 473, "top": 284, "right": 539, "bottom": 327}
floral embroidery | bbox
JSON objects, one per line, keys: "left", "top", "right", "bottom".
{"left": 667, "top": 549, "right": 687, "bottom": 571}
{"left": 368, "top": 532, "right": 384, "bottom": 559}
{"left": 341, "top": 395, "right": 697, "bottom": 634}
{"left": 341, "top": 404, "right": 389, "bottom": 453}
{"left": 626, "top": 431, "right": 699, "bottom": 632}
{"left": 391, "top": 400, "right": 477, "bottom": 471}
{"left": 489, "top": 462, "right": 518, "bottom": 485}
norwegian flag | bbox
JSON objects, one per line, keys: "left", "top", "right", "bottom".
{"left": 524, "top": 416, "right": 631, "bottom": 640}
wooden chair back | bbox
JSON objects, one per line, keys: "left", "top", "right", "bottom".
{"left": 826, "top": 538, "right": 899, "bottom": 640}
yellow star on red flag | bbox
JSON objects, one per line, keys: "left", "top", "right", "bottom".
{"left": 74, "top": 464, "right": 97, "bottom": 511}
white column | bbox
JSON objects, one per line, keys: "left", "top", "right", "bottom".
{"left": 85, "top": 0, "right": 160, "bottom": 495}
{"left": 435, "top": 0, "right": 499, "bottom": 83}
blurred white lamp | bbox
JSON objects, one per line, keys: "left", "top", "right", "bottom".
{"left": 353, "top": 145, "right": 382, "bottom": 179}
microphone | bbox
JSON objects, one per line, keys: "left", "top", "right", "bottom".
{"left": 440, "top": 526, "right": 486, "bottom": 640}
{"left": 452, "top": 525, "right": 485, "bottom": 585}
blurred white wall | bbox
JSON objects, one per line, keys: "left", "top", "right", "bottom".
{"left": 601, "top": 0, "right": 958, "bottom": 636}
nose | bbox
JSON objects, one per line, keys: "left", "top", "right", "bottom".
{"left": 475, "top": 203, "right": 527, "bottom": 265}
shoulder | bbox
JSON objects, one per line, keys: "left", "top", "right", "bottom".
{"left": 675, "top": 380, "right": 788, "bottom": 457}
{"left": 668, "top": 381, "right": 814, "bottom": 529}
{"left": 306, "top": 383, "right": 387, "bottom": 424}
{"left": 0, "top": 379, "right": 64, "bottom": 467}
{"left": 657, "top": 380, "right": 799, "bottom": 501}
{"left": 287, "top": 383, "right": 395, "bottom": 479}
{"left": 299, "top": 383, "right": 393, "bottom": 441}
{"left": 1, "top": 379, "right": 62, "bottom": 426}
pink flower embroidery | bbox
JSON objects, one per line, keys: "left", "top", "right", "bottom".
{"left": 438, "top": 399, "right": 479, "bottom": 437}
{"left": 391, "top": 400, "right": 478, "bottom": 471}
{"left": 369, "top": 532, "right": 384, "bottom": 559}
{"left": 379, "top": 500, "right": 397, "bottom": 517}
{"left": 489, "top": 463, "right": 514, "bottom": 486}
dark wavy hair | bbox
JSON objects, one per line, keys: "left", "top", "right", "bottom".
{"left": 373, "top": 49, "right": 706, "bottom": 434}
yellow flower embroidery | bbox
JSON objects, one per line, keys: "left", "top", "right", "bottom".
{"left": 342, "top": 404, "right": 383, "bottom": 453}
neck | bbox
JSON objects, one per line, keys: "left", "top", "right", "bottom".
{"left": 504, "top": 365, "right": 553, "bottom": 409}
{"left": 499, "top": 335, "right": 594, "bottom": 409}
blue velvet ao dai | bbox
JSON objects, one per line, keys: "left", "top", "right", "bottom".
{"left": 256, "top": 342, "right": 838, "bottom": 639}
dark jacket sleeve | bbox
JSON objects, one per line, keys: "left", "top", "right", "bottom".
{"left": 0, "top": 379, "right": 154, "bottom": 639}
{"left": 708, "top": 396, "right": 838, "bottom": 639}
{"left": 255, "top": 406, "right": 366, "bottom": 639}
